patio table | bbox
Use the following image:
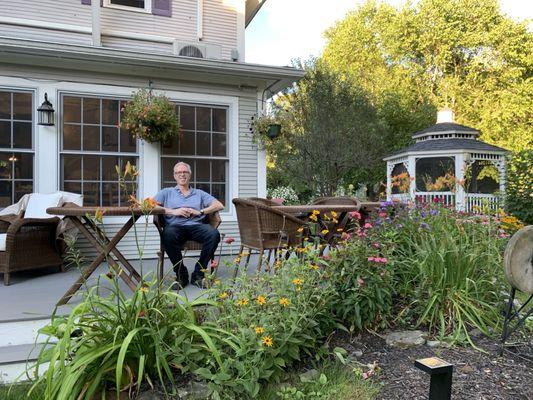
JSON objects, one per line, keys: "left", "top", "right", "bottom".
{"left": 47, "top": 204, "right": 165, "bottom": 306}
{"left": 273, "top": 204, "right": 361, "bottom": 245}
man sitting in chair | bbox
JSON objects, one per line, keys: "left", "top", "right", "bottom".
{"left": 154, "top": 162, "right": 224, "bottom": 288}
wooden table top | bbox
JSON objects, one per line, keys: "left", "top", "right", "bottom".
{"left": 273, "top": 204, "right": 360, "bottom": 213}
{"left": 47, "top": 204, "right": 166, "bottom": 217}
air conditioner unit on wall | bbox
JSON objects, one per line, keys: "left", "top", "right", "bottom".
{"left": 173, "top": 41, "right": 222, "bottom": 60}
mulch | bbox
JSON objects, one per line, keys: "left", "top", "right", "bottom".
{"left": 333, "top": 330, "right": 533, "bottom": 400}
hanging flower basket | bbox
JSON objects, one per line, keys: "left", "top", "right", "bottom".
{"left": 121, "top": 89, "right": 180, "bottom": 143}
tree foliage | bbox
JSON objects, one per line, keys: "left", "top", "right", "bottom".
{"left": 505, "top": 150, "right": 533, "bottom": 224}
{"left": 322, "top": 0, "right": 533, "bottom": 152}
{"left": 267, "top": 62, "right": 389, "bottom": 198}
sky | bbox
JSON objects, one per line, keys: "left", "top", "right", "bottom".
{"left": 245, "top": 0, "right": 533, "bottom": 66}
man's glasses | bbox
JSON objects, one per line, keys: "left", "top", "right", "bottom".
{"left": 175, "top": 171, "right": 190, "bottom": 175}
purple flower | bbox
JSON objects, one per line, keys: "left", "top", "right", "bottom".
{"left": 419, "top": 222, "right": 430, "bottom": 230}
{"left": 421, "top": 211, "right": 428, "bottom": 218}
{"left": 430, "top": 209, "right": 439, "bottom": 216}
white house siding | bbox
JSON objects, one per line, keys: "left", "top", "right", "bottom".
{"left": 0, "top": 0, "right": 239, "bottom": 61}
{"left": 0, "top": 64, "right": 260, "bottom": 259}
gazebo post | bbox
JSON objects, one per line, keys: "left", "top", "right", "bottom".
{"left": 455, "top": 152, "right": 466, "bottom": 211}
{"left": 407, "top": 156, "right": 416, "bottom": 203}
{"left": 386, "top": 161, "right": 393, "bottom": 201}
{"left": 498, "top": 157, "right": 506, "bottom": 207}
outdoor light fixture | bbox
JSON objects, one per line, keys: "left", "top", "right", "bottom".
{"left": 414, "top": 357, "right": 453, "bottom": 400}
{"left": 37, "top": 93, "right": 55, "bottom": 126}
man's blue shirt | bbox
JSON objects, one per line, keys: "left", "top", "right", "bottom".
{"left": 154, "top": 187, "right": 215, "bottom": 226}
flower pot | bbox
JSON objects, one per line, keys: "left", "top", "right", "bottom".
{"left": 267, "top": 124, "right": 281, "bottom": 139}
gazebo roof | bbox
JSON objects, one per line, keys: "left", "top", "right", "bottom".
{"left": 411, "top": 122, "right": 479, "bottom": 138}
{"left": 385, "top": 138, "right": 508, "bottom": 159}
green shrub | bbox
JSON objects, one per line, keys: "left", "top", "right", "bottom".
{"left": 505, "top": 150, "right": 533, "bottom": 224}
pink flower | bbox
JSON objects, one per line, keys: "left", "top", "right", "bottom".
{"left": 378, "top": 212, "right": 387, "bottom": 218}
{"left": 357, "top": 277, "right": 364, "bottom": 286}
{"left": 210, "top": 259, "right": 219, "bottom": 268}
{"left": 357, "top": 230, "right": 367, "bottom": 238}
{"left": 362, "top": 372, "right": 369, "bottom": 379}
{"left": 378, "top": 257, "right": 388, "bottom": 263}
{"left": 367, "top": 256, "right": 376, "bottom": 262}
{"left": 224, "top": 237, "right": 235, "bottom": 244}
{"left": 372, "top": 243, "right": 380, "bottom": 248}
{"left": 341, "top": 232, "right": 351, "bottom": 241}
{"left": 380, "top": 271, "right": 385, "bottom": 277}
{"left": 364, "top": 223, "right": 373, "bottom": 229}
{"left": 349, "top": 211, "right": 362, "bottom": 220}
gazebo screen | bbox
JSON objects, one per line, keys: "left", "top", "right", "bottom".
{"left": 466, "top": 160, "right": 499, "bottom": 194}
{"left": 391, "top": 163, "right": 409, "bottom": 194}
{"left": 416, "top": 156, "right": 455, "bottom": 192}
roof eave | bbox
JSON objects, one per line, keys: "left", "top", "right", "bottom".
{"left": 245, "top": 0, "right": 267, "bottom": 28}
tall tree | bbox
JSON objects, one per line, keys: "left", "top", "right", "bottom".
{"left": 322, "top": 0, "right": 533, "bottom": 151}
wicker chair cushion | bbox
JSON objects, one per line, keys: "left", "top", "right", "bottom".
{"left": 24, "top": 193, "right": 62, "bottom": 219}
{"left": 0, "top": 233, "right": 5, "bottom": 251}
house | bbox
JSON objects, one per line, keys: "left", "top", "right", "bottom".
{"left": 0, "top": 0, "right": 304, "bottom": 258}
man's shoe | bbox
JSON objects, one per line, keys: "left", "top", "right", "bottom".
{"left": 175, "top": 274, "right": 189, "bottom": 289}
{"left": 190, "top": 273, "right": 206, "bottom": 289}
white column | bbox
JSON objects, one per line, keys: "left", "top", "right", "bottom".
{"left": 91, "top": 0, "right": 101, "bottom": 47}
{"left": 498, "top": 156, "right": 506, "bottom": 208}
{"left": 386, "top": 161, "right": 392, "bottom": 201}
{"left": 197, "top": 0, "right": 203, "bottom": 41}
{"left": 407, "top": 156, "right": 416, "bottom": 203}
{"left": 139, "top": 140, "right": 159, "bottom": 199}
{"left": 454, "top": 153, "right": 465, "bottom": 211}
{"left": 35, "top": 86, "right": 59, "bottom": 194}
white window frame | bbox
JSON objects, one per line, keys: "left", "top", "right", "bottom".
{"left": 103, "top": 0, "right": 151, "bottom": 14}
{"left": 0, "top": 87, "right": 36, "bottom": 208}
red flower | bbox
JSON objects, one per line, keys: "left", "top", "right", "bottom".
{"left": 138, "top": 311, "right": 145, "bottom": 318}
{"left": 224, "top": 237, "right": 235, "bottom": 244}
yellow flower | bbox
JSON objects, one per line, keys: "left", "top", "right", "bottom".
{"left": 337, "top": 228, "right": 344, "bottom": 232}
{"left": 219, "top": 292, "right": 229, "bottom": 300}
{"left": 139, "top": 285, "right": 149, "bottom": 293}
{"left": 331, "top": 211, "right": 338, "bottom": 218}
{"left": 94, "top": 207, "right": 105, "bottom": 223}
{"left": 297, "top": 227, "right": 304, "bottom": 233}
{"left": 309, "top": 264, "right": 319, "bottom": 271}
{"left": 214, "top": 279, "right": 221, "bottom": 286}
{"left": 262, "top": 336, "right": 273, "bottom": 347}
{"left": 312, "top": 210, "right": 320, "bottom": 215}
{"left": 255, "top": 326, "right": 265, "bottom": 334}
{"left": 274, "top": 260, "right": 282, "bottom": 269}
{"left": 279, "top": 297, "right": 290, "bottom": 307}
{"left": 292, "top": 278, "right": 303, "bottom": 286}
{"left": 321, "top": 229, "right": 329, "bottom": 235}
{"left": 236, "top": 298, "right": 249, "bottom": 306}
{"left": 309, "top": 214, "right": 318, "bottom": 222}
{"left": 234, "top": 257, "right": 241, "bottom": 264}
{"left": 256, "top": 295, "right": 267, "bottom": 305}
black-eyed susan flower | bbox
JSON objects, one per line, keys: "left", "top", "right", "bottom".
{"left": 262, "top": 336, "right": 273, "bottom": 347}
{"left": 255, "top": 326, "right": 265, "bottom": 334}
{"left": 256, "top": 295, "right": 267, "bottom": 305}
{"left": 279, "top": 297, "right": 290, "bottom": 307}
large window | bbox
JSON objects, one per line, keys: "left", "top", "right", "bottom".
{"left": 60, "top": 95, "right": 138, "bottom": 206}
{"left": 0, "top": 90, "right": 33, "bottom": 207}
{"left": 416, "top": 157, "right": 455, "bottom": 192}
{"left": 104, "top": 0, "right": 149, "bottom": 12}
{"left": 161, "top": 104, "right": 228, "bottom": 206}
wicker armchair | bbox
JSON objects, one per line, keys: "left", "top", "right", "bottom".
{"left": 232, "top": 198, "right": 307, "bottom": 273}
{"left": 153, "top": 212, "right": 221, "bottom": 281}
{"left": 0, "top": 213, "right": 63, "bottom": 285}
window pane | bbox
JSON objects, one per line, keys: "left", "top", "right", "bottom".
{"left": 111, "top": 0, "right": 144, "bottom": 8}
{"left": 161, "top": 135, "right": 178, "bottom": 155}
{"left": 162, "top": 158, "right": 177, "bottom": 183}
{"left": 180, "top": 106, "right": 195, "bottom": 130}
{"left": 13, "top": 92, "right": 32, "bottom": 121}
{"left": 102, "top": 126, "right": 119, "bottom": 152}
{"left": 63, "top": 124, "right": 81, "bottom": 150}
{"left": 415, "top": 157, "right": 455, "bottom": 192}
{"left": 102, "top": 156, "right": 119, "bottom": 181}
{"left": 14, "top": 181, "right": 32, "bottom": 202}
{"left": 212, "top": 160, "right": 226, "bottom": 182}
{"left": 14, "top": 153, "right": 32, "bottom": 179}
{"left": 196, "top": 183, "right": 210, "bottom": 194}
{"left": 391, "top": 164, "right": 409, "bottom": 194}
{"left": 102, "top": 99, "right": 119, "bottom": 125}
{"left": 212, "top": 133, "right": 226, "bottom": 157}
{"left": 196, "top": 159, "right": 210, "bottom": 181}
{"left": 120, "top": 128, "right": 136, "bottom": 153}
{"left": 63, "top": 155, "right": 82, "bottom": 180}
{"left": 212, "top": 108, "right": 226, "bottom": 132}
{"left": 102, "top": 183, "right": 119, "bottom": 206}
{"left": 83, "top": 182, "right": 100, "bottom": 206}
{"left": 63, "top": 96, "right": 81, "bottom": 123}
{"left": 63, "top": 182, "right": 81, "bottom": 195}
{"left": 179, "top": 131, "right": 195, "bottom": 155}
{"left": 0, "top": 92, "right": 10, "bottom": 119}
{"left": 466, "top": 160, "right": 499, "bottom": 194}
{"left": 84, "top": 155, "right": 100, "bottom": 180}
{"left": 196, "top": 132, "right": 210, "bottom": 156}
{"left": 83, "top": 98, "right": 100, "bottom": 124}
{"left": 83, "top": 125, "right": 100, "bottom": 151}
{"left": 0, "top": 181, "right": 12, "bottom": 207}
{"left": 13, "top": 122, "right": 32, "bottom": 149}
{"left": 196, "top": 107, "right": 211, "bottom": 131}
{"left": 0, "top": 121, "right": 10, "bottom": 148}
{"left": 211, "top": 184, "right": 225, "bottom": 205}
{"left": 0, "top": 153, "right": 11, "bottom": 179}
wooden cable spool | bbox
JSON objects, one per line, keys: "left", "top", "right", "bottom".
{"left": 504, "top": 225, "right": 533, "bottom": 295}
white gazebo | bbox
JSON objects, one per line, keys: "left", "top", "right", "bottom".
{"left": 384, "top": 110, "right": 507, "bottom": 212}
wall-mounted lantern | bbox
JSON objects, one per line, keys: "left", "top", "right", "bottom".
{"left": 37, "top": 93, "right": 55, "bottom": 126}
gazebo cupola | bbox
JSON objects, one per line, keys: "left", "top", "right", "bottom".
{"left": 384, "top": 109, "right": 507, "bottom": 211}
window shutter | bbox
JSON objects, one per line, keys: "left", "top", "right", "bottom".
{"left": 152, "top": 0, "right": 172, "bottom": 17}
{"left": 81, "top": 0, "right": 91, "bottom": 4}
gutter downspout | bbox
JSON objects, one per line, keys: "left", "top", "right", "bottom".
{"left": 92, "top": 0, "right": 101, "bottom": 47}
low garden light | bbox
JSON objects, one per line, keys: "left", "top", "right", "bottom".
{"left": 37, "top": 93, "right": 55, "bottom": 126}
{"left": 414, "top": 357, "right": 453, "bottom": 400}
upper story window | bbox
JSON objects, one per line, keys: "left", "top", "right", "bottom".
{"left": 104, "top": 0, "right": 151, "bottom": 13}
{"left": 0, "top": 90, "right": 34, "bottom": 208}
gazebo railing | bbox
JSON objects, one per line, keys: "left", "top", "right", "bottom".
{"left": 391, "top": 193, "right": 410, "bottom": 202}
{"left": 465, "top": 193, "right": 500, "bottom": 213}
{"left": 415, "top": 192, "right": 455, "bottom": 207}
